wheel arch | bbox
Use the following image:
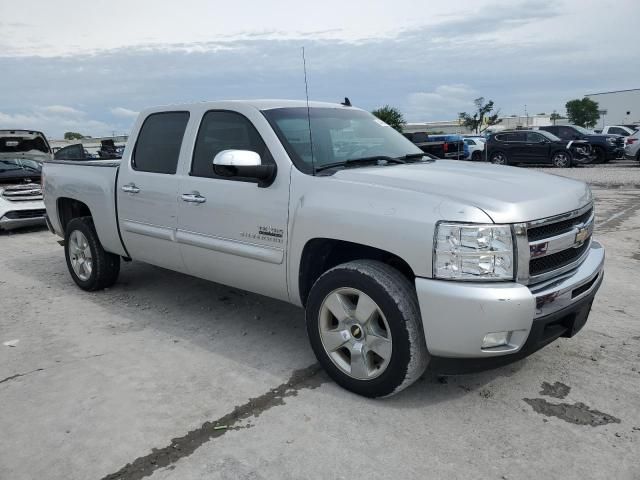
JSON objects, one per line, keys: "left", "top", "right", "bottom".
{"left": 57, "top": 197, "right": 93, "bottom": 232}
{"left": 298, "top": 238, "right": 416, "bottom": 307}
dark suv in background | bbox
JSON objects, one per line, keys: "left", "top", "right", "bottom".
{"left": 539, "top": 125, "right": 625, "bottom": 163}
{"left": 486, "top": 129, "right": 590, "bottom": 167}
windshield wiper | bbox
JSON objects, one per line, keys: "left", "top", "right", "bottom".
{"left": 315, "top": 155, "right": 406, "bottom": 173}
{"left": 398, "top": 153, "right": 436, "bottom": 162}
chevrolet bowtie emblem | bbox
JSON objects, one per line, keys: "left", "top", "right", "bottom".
{"left": 575, "top": 226, "right": 590, "bottom": 245}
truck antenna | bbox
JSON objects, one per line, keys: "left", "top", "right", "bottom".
{"left": 302, "top": 47, "right": 316, "bottom": 174}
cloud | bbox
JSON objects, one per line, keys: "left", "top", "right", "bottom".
{"left": 404, "top": 85, "right": 478, "bottom": 121}
{"left": 110, "top": 107, "right": 139, "bottom": 118}
{"left": 42, "top": 105, "right": 83, "bottom": 115}
{"left": 0, "top": 1, "right": 638, "bottom": 138}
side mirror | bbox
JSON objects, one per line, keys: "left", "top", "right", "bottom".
{"left": 212, "top": 150, "right": 276, "bottom": 188}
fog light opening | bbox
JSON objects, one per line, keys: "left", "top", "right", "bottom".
{"left": 482, "top": 331, "right": 513, "bottom": 349}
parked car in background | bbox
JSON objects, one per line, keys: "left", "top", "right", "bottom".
{"left": 404, "top": 132, "right": 467, "bottom": 159}
{"left": 486, "top": 129, "right": 591, "bottom": 167}
{"left": 463, "top": 137, "right": 485, "bottom": 161}
{"left": 539, "top": 125, "right": 624, "bottom": 163}
{"left": 0, "top": 129, "right": 50, "bottom": 230}
{"left": 43, "top": 99, "right": 605, "bottom": 397}
{"left": 595, "top": 125, "right": 636, "bottom": 136}
{"left": 624, "top": 129, "right": 640, "bottom": 160}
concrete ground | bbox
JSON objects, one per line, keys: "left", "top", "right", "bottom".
{"left": 1, "top": 165, "right": 639, "bottom": 480}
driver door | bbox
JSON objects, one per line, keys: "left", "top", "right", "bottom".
{"left": 176, "top": 109, "right": 291, "bottom": 301}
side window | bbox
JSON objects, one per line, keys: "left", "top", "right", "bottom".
{"left": 133, "top": 111, "right": 189, "bottom": 174}
{"left": 497, "top": 133, "right": 523, "bottom": 142}
{"left": 464, "top": 139, "right": 474, "bottom": 145}
{"left": 412, "top": 132, "right": 429, "bottom": 143}
{"left": 54, "top": 144, "right": 86, "bottom": 160}
{"left": 191, "top": 110, "right": 272, "bottom": 180}
{"left": 526, "top": 132, "right": 544, "bottom": 142}
{"left": 609, "top": 127, "right": 627, "bottom": 136}
{"left": 556, "top": 127, "right": 572, "bottom": 140}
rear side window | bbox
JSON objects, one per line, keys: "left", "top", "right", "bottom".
{"left": 133, "top": 112, "right": 189, "bottom": 174}
{"left": 191, "top": 110, "right": 272, "bottom": 180}
{"left": 496, "top": 133, "right": 523, "bottom": 142}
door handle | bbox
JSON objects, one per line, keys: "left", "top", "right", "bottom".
{"left": 121, "top": 183, "right": 140, "bottom": 194}
{"left": 181, "top": 192, "right": 206, "bottom": 204}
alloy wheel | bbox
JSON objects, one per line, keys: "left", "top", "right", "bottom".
{"left": 69, "top": 230, "right": 93, "bottom": 281}
{"left": 318, "top": 288, "right": 392, "bottom": 380}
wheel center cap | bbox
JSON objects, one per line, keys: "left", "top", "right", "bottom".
{"left": 350, "top": 324, "right": 363, "bottom": 340}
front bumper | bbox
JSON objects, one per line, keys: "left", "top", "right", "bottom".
{"left": 415, "top": 241, "right": 604, "bottom": 372}
{"left": 0, "top": 201, "right": 47, "bottom": 230}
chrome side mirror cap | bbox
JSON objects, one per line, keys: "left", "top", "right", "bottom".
{"left": 212, "top": 150, "right": 276, "bottom": 188}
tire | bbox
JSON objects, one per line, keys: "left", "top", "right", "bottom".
{"left": 305, "top": 260, "right": 429, "bottom": 397}
{"left": 592, "top": 146, "right": 607, "bottom": 164}
{"left": 471, "top": 150, "right": 481, "bottom": 161}
{"left": 490, "top": 151, "right": 508, "bottom": 165}
{"left": 551, "top": 151, "right": 571, "bottom": 168}
{"left": 64, "top": 216, "right": 120, "bottom": 291}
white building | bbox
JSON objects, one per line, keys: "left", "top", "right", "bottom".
{"left": 585, "top": 88, "right": 640, "bottom": 126}
{"left": 404, "top": 114, "right": 559, "bottom": 135}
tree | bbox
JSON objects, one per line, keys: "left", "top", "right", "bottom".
{"left": 565, "top": 98, "right": 599, "bottom": 128}
{"left": 64, "top": 132, "right": 84, "bottom": 140}
{"left": 371, "top": 105, "right": 406, "bottom": 132}
{"left": 550, "top": 111, "right": 563, "bottom": 125}
{"left": 458, "top": 97, "right": 502, "bottom": 134}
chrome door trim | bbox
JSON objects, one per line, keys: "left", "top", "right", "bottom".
{"left": 121, "top": 219, "right": 175, "bottom": 241}
{"left": 175, "top": 229, "right": 284, "bottom": 264}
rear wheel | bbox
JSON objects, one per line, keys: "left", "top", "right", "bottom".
{"left": 305, "top": 260, "right": 428, "bottom": 397}
{"left": 65, "top": 217, "right": 120, "bottom": 291}
{"left": 490, "top": 151, "right": 508, "bottom": 165}
{"left": 551, "top": 151, "right": 571, "bottom": 168}
{"left": 471, "top": 150, "right": 482, "bottom": 161}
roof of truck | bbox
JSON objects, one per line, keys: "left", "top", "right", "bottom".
{"left": 143, "top": 99, "right": 354, "bottom": 113}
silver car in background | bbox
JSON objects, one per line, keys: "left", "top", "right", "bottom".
{"left": 0, "top": 130, "right": 51, "bottom": 230}
{"left": 624, "top": 129, "right": 640, "bottom": 161}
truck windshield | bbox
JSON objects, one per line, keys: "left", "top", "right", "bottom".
{"left": 262, "top": 107, "right": 424, "bottom": 174}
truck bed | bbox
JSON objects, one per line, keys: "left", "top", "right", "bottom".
{"left": 42, "top": 159, "right": 127, "bottom": 257}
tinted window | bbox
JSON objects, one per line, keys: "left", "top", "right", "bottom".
{"left": 463, "top": 139, "right": 475, "bottom": 145}
{"left": 526, "top": 132, "right": 545, "bottom": 142}
{"left": 411, "top": 132, "right": 429, "bottom": 143}
{"left": 133, "top": 112, "right": 189, "bottom": 174}
{"left": 496, "top": 133, "right": 524, "bottom": 142}
{"left": 191, "top": 111, "right": 272, "bottom": 179}
{"left": 557, "top": 127, "right": 575, "bottom": 140}
{"left": 54, "top": 144, "right": 86, "bottom": 160}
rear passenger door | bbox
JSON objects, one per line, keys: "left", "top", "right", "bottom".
{"left": 117, "top": 111, "right": 190, "bottom": 272}
{"left": 176, "top": 109, "right": 291, "bottom": 301}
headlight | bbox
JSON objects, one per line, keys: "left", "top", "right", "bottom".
{"left": 606, "top": 137, "right": 616, "bottom": 144}
{"left": 434, "top": 223, "right": 514, "bottom": 281}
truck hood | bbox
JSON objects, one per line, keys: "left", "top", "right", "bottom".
{"left": 585, "top": 133, "right": 619, "bottom": 141}
{"left": 332, "top": 160, "right": 591, "bottom": 224}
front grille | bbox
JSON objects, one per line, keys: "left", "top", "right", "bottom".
{"left": 528, "top": 208, "right": 592, "bottom": 242}
{"left": 1, "top": 184, "right": 43, "bottom": 201}
{"left": 526, "top": 204, "right": 593, "bottom": 283}
{"left": 4, "top": 209, "right": 46, "bottom": 219}
{"left": 530, "top": 241, "right": 589, "bottom": 276}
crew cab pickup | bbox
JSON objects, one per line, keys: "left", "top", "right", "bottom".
{"left": 43, "top": 100, "right": 605, "bottom": 397}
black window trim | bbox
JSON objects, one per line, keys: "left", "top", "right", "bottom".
{"left": 132, "top": 110, "right": 190, "bottom": 175}
{"left": 189, "top": 109, "right": 275, "bottom": 183}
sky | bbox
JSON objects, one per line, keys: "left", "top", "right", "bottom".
{"left": 1, "top": 0, "right": 638, "bottom": 138}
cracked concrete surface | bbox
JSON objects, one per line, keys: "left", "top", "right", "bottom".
{"left": 1, "top": 172, "right": 639, "bottom": 480}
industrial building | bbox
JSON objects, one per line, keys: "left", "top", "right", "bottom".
{"left": 585, "top": 88, "right": 640, "bottom": 127}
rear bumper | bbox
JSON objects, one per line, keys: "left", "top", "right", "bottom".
{"left": 415, "top": 241, "right": 604, "bottom": 371}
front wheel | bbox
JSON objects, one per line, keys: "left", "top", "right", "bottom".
{"left": 65, "top": 216, "right": 120, "bottom": 291}
{"left": 305, "top": 260, "right": 429, "bottom": 397}
{"left": 471, "top": 150, "right": 482, "bottom": 161}
{"left": 551, "top": 151, "right": 572, "bottom": 168}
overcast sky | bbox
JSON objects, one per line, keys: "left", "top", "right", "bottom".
{"left": 1, "top": 0, "right": 638, "bottom": 138}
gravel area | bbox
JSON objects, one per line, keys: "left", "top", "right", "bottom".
{"left": 534, "top": 162, "right": 640, "bottom": 187}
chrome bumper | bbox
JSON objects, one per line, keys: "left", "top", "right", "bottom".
{"left": 415, "top": 241, "right": 604, "bottom": 358}
{"left": 0, "top": 215, "right": 47, "bottom": 230}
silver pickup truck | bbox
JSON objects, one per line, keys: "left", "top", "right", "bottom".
{"left": 43, "top": 100, "right": 604, "bottom": 397}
